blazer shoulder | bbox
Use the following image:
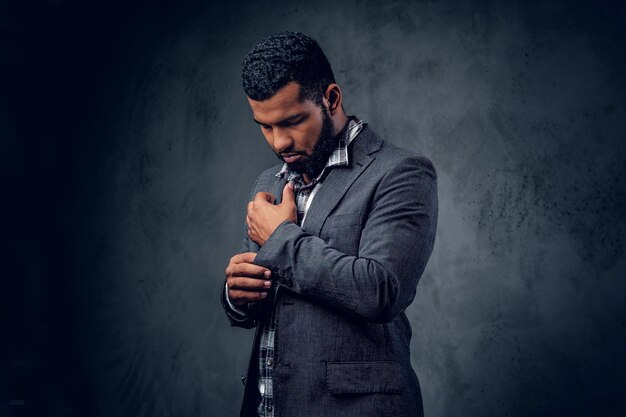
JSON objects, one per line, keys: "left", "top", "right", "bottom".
{"left": 375, "top": 139, "right": 436, "bottom": 177}
{"left": 357, "top": 125, "right": 433, "bottom": 164}
{"left": 259, "top": 162, "right": 284, "bottom": 180}
{"left": 250, "top": 162, "right": 284, "bottom": 193}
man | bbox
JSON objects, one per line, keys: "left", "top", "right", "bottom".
{"left": 221, "top": 31, "right": 438, "bottom": 417}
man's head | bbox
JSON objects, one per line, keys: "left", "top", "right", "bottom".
{"left": 242, "top": 31, "right": 335, "bottom": 104}
{"left": 241, "top": 31, "right": 348, "bottom": 181}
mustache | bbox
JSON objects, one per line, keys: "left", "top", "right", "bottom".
{"left": 280, "top": 150, "right": 306, "bottom": 156}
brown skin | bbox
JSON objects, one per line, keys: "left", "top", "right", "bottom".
{"left": 225, "top": 81, "right": 349, "bottom": 306}
{"left": 246, "top": 181, "right": 297, "bottom": 247}
{"left": 224, "top": 252, "right": 272, "bottom": 305}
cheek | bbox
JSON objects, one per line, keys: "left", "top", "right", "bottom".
{"left": 300, "top": 125, "right": 323, "bottom": 152}
{"left": 295, "top": 135, "right": 312, "bottom": 152}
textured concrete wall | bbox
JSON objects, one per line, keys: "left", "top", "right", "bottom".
{"left": 6, "top": 0, "right": 626, "bottom": 416}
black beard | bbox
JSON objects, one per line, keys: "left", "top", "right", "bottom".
{"left": 275, "top": 107, "right": 339, "bottom": 179}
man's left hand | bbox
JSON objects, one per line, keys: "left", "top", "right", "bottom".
{"left": 247, "top": 182, "right": 297, "bottom": 246}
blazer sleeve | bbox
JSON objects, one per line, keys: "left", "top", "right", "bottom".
{"left": 251, "top": 155, "right": 438, "bottom": 323}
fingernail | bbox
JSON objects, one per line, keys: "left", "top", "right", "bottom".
{"left": 264, "top": 281, "right": 272, "bottom": 287}
{"left": 264, "top": 270, "right": 271, "bottom": 277}
{"left": 260, "top": 292, "right": 267, "bottom": 298}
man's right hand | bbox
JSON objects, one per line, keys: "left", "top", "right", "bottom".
{"left": 225, "top": 252, "right": 272, "bottom": 306}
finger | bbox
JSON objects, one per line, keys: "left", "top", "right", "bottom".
{"left": 228, "top": 276, "right": 272, "bottom": 290}
{"left": 230, "top": 252, "right": 257, "bottom": 264}
{"left": 255, "top": 191, "right": 275, "bottom": 204}
{"left": 228, "top": 289, "right": 268, "bottom": 303}
{"left": 246, "top": 219, "right": 256, "bottom": 241}
{"left": 226, "top": 262, "right": 270, "bottom": 279}
{"left": 281, "top": 181, "right": 295, "bottom": 204}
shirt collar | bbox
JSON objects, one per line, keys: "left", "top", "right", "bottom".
{"left": 274, "top": 115, "right": 366, "bottom": 183}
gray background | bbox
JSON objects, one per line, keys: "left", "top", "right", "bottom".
{"left": 4, "top": 0, "right": 626, "bottom": 416}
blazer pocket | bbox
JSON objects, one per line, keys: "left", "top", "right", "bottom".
{"left": 326, "top": 361, "right": 403, "bottom": 394}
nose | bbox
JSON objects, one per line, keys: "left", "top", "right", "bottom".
{"left": 272, "top": 127, "right": 293, "bottom": 154}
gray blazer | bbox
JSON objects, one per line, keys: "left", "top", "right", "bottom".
{"left": 221, "top": 124, "right": 438, "bottom": 417}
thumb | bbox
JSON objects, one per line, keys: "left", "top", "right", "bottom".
{"left": 282, "top": 181, "right": 295, "bottom": 203}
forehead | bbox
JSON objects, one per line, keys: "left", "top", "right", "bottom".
{"left": 247, "top": 82, "right": 317, "bottom": 123}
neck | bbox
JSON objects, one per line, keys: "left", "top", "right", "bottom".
{"left": 332, "top": 112, "right": 349, "bottom": 135}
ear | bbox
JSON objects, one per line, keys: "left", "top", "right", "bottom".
{"left": 323, "top": 83, "right": 343, "bottom": 115}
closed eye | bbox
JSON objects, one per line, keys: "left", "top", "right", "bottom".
{"left": 254, "top": 113, "right": 307, "bottom": 129}
{"left": 278, "top": 116, "right": 306, "bottom": 127}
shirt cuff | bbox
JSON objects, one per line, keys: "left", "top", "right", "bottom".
{"left": 225, "top": 281, "right": 248, "bottom": 317}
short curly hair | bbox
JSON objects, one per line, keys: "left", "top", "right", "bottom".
{"left": 241, "top": 31, "right": 336, "bottom": 104}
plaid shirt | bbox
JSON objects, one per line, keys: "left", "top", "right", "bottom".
{"left": 226, "top": 116, "right": 366, "bottom": 417}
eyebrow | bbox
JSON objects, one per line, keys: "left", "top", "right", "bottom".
{"left": 253, "top": 112, "right": 307, "bottom": 127}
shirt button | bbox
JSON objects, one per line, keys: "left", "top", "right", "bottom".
{"left": 266, "top": 358, "right": 273, "bottom": 367}
{"left": 267, "top": 404, "right": 273, "bottom": 411}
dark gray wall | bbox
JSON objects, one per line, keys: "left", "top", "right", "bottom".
{"left": 5, "top": 0, "right": 626, "bottom": 416}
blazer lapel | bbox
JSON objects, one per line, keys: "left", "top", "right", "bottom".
{"left": 302, "top": 126, "right": 383, "bottom": 237}
{"left": 272, "top": 177, "right": 289, "bottom": 205}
